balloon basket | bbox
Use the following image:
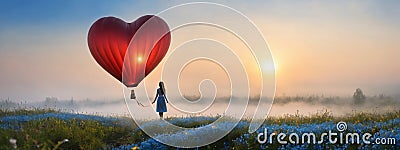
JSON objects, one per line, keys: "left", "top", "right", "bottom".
{"left": 130, "top": 89, "right": 136, "bottom": 99}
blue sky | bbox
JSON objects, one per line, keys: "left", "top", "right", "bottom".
{"left": 0, "top": 0, "right": 399, "bottom": 101}
{"left": 1, "top": 1, "right": 138, "bottom": 22}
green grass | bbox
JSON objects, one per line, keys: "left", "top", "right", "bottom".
{"left": 1, "top": 108, "right": 399, "bottom": 149}
{"left": 0, "top": 108, "right": 59, "bottom": 118}
{"left": 0, "top": 109, "right": 140, "bottom": 149}
{"left": 263, "top": 109, "right": 400, "bottom": 126}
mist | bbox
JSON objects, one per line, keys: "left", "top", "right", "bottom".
{"left": 1, "top": 94, "right": 398, "bottom": 117}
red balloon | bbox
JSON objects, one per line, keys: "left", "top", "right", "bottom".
{"left": 88, "top": 15, "right": 171, "bottom": 87}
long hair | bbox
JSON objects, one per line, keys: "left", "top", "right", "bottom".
{"left": 159, "top": 81, "right": 165, "bottom": 95}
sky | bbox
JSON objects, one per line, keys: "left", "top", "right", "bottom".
{"left": 0, "top": 0, "right": 399, "bottom": 102}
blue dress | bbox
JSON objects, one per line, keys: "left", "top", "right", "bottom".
{"left": 156, "top": 88, "right": 167, "bottom": 112}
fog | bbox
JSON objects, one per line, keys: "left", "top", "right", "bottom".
{"left": 2, "top": 95, "right": 399, "bottom": 118}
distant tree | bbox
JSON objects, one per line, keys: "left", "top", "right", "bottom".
{"left": 70, "top": 97, "right": 74, "bottom": 105}
{"left": 353, "top": 88, "right": 366, "bottom": 104}
{"left": 45, "top": 97, "right": 58, "bottom": 103}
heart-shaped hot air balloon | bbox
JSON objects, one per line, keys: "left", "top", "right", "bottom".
{"left": 87, "top": 15, "right": 171, "bottom": 90}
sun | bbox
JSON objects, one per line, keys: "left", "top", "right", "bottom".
{"left": 262, "top": 61, "right": 277, "bottom": 73}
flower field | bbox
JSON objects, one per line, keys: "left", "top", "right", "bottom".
{"left": 1, "top": 109, "right": 399, "bottom": 149}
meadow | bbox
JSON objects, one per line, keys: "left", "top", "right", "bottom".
{"left": 1, "top": 95, "right": 399, "bottom": 149}
{"left": 1, "top": 107, "right": 399, "bottom": 149}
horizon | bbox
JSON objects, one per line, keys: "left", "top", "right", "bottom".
{"left": 2, "top": 90, "right": 398, "bottom": 103}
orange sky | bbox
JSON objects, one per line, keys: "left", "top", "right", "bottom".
{"left": 0, "top": 1, "right": 399, "bottom": 101}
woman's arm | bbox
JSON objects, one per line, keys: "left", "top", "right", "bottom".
{"left": 152, "top": 92, "right": 158, "bottom": 104}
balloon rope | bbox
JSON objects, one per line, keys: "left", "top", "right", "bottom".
{"left": 134, "top": 99, "right": 151, "bottom": 107}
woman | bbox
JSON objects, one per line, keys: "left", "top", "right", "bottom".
{"left": 152, "top": 81, "right": 169, "bottom": 118}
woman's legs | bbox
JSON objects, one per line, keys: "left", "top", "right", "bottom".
{"left": 159, "top": 112, "right": 163, "bottom": 118}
